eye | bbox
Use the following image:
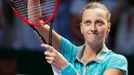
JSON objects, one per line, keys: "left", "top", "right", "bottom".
{"left": 84, "top": 20, "right": 91, "bottom": 26}
{"left": 95, "top": 20, "right": 104, "bottom": 26}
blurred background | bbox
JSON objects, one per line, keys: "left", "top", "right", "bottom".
{"left": 0, "top": 0, "right": 134, "bottom": 75}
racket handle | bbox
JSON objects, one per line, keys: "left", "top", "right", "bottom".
{"left": 49, "top": 24, "right": 53, "bottom": 46}
{"left": 49, "top": 25, "right": 52, "bottom": 46}
{"left": 49, "top": 21, "right": 54, "bottom": 46}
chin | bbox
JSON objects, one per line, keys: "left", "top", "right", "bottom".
{"left": 88, "top": 39, "right": 98, "bottom": 43}
{"left": 87, "top": 40, "right": 102, "bottom": 47}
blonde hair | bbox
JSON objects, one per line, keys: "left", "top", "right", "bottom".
{"left": 80, "top": 2, "right": 111, "bottom": 22}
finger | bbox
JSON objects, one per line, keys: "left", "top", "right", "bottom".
{"left": 45, "top": 56, "right": 54, "bottom": 61}
{"left": 41, "top": 44, "right": 49, "bottom": 48}
{"left": 45, "top": 54, "right": 55, "bottom": 65}
{"left": 44, "top": 51, "right": 55, "bottom": 57}
{"left": 46, "top": 60, "right": 53, "bottom": 64}
{"left": 41, "top": 44, "right": 55, "bottom": 51}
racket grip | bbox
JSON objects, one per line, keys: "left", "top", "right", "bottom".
{"left": 49, "top": 28, "right": 52, "bottom": 46}
{"left": 49, "top": 22, "right": 53, "bottom": 46}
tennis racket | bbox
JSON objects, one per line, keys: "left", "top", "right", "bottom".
{"left": 11, "top": 0, "right": 59, "bottom": 74}
{"left": 11, "top": 0, "right": 58, "bottom": 45}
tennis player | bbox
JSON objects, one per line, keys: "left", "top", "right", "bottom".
{"left": 36, "top": 2, "right": 128, "bottom": 75}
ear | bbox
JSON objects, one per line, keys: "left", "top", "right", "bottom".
{"left": 107, "top": 23, "right": 111, "bottom": 34}
{"left": 105, "top": 23, "right": 111, "bottom": 39}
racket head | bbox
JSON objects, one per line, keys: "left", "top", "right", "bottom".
{"left": 11, "top": 0, "right": 58, "bottom": 26}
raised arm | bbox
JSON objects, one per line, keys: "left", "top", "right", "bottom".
{"left": 35, "top": 25, "right": 61, "bottom": 51}
{"left": 27, "top": 0, "right": 60, "bottom": 51}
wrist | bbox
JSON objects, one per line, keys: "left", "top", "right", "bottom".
{"left": 59, "top": 60, "right": 68, "bottom": 69}
{"left": 61, "top": 63, "right": 78, "bottom": 75}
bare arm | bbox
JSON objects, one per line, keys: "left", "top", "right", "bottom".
{"left": 103, "top": 68, "right": 124, "bottom": 75}
{"left": 35, "top": 25, "right": 61, "bottom": 51}
{"left": 27, "top": 0, "right": 60, "bottom": 51}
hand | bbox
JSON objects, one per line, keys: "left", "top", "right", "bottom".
{"left": 27, "top": 0, "right": 41, "bottom": 23}
{"left": 41, "top": 44, "right": 68, "bottom": 69}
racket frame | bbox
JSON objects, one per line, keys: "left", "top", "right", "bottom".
{"left": 11, "top": 0, "right": 59, "bottom": 26}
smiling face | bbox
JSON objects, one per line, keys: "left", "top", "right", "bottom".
{"left": 80, "top": 8, "right": 111, "bottom": 47}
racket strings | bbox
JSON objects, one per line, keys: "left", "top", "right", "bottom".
{"left": 13, "top": 0, "right": 55, "bottom": 21}
{"left": 13, "top": 0, "right": 28, "bottom": 18}
{"left": 28, "top": 0, "right": 55, "bottom": 20}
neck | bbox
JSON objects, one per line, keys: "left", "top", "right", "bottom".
{"left": 81, "top": 42, "right": 103, "bottom": 64}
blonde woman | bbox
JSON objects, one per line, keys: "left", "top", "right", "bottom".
{"left": 35, "top": 2, "right": 128, "bottom": 75}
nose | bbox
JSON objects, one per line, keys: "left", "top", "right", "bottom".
{"left": 91, "top": 24, "right": 97, "bottom": 33}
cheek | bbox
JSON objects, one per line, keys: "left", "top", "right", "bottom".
{"left": 98, "top": 28, "right": 108, "bottom": 37}
{"left": 81, "top": 26, "right": 87, "bottom": 34}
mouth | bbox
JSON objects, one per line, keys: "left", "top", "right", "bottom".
{"left": 87, "top": 32, "right": 100, "bottom": 39}
{"left": 88, "top": 32, "right": 98, "bottom": 36}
